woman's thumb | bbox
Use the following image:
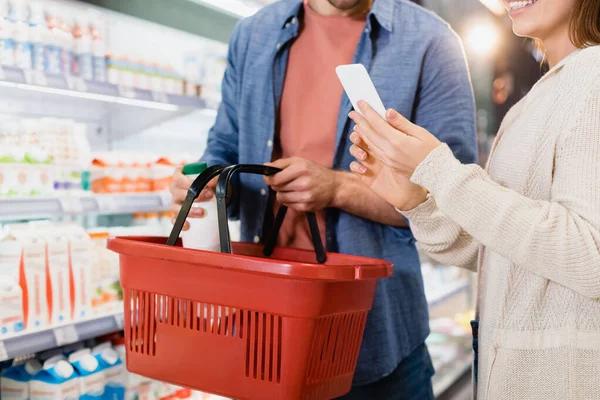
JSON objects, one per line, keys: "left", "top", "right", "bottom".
{"left": 386, "top": 109, "right": 420, "bottom": 137}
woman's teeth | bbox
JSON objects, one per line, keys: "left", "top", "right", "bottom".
{"left": 508, "top": 0, "right": 538, "bottom": 10}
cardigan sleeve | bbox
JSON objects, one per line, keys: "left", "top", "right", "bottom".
{"left": 400, "top": 197, "right": 479, "bottom": 272}
{"left": 408, "top": 83, "right": 600, "bottom": 299}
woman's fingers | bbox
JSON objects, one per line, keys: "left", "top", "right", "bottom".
{"left": 350, "top": 161, "right": 367, "bottom": 175}
{"left": 357, "top": 101, "right": 404, "bottom": 141}
{"left": 348, "top": 110, "right": 390, "bottom": 153}
{"left": 349, "top": 143, "right": 368, "bottom": 161}
{"left": 385, "top": 108, "right": 423, "bottom": 138}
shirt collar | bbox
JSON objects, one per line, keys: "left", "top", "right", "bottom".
{"left": 280, "top": 0, "right": 395, "bottom": 32}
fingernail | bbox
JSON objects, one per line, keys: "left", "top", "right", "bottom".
{"left": 359, "top": 164, "right": 367, "bottom": 173}
{"left": 358, "top": 100, "right": 365, "bottom": 108}
{"left": 387, "top": 109, "right": 398, "bottom": 120}
{"left": 191, "top": 208, "right": 204, "bottom": 217}
{"left": 204, "top": 190, "right": 213, "bottom": 199}
{"left": 350, "top": 132, "right": 358, "bottom": 142}
{"left": 358, "top": 150, "right": 366, "bottom": 160}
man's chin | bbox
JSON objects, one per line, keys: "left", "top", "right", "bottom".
{"left": 327, "top": 0, "right": 364, "bottom": 11}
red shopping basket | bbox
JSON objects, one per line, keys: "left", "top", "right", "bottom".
{"left": 108, "top": 164, "right": 393, "bottom": 400}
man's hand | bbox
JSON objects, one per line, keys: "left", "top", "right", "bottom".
{"left": 169, "top": 167, "right": 217, "bottom": 231}
{"left": 264, "top": 157, "right": 340, "bottom": 212}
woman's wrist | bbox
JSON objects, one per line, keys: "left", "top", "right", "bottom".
{"left": 396, "top": 188, "right": 430, "bottom": 212}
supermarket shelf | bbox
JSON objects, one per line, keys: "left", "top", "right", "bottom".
{"left": 0, "top": 310, "right": 124, "bottom": 362}
{"left": 0, "top": 66, "right": 206, "bottom": 110}
{"left": 433, "top": 356, "right": 472, "bottom": 397}
{"left": 0, "top": 66, "right": 214, "bottom": 138}
{"left": 0, "top": 193, "right": 171, "bottom": 221}
{"left": 427, "top": 280, "right": 470, "bottom": 309}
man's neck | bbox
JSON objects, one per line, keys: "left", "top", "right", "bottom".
{"left": 307, "top": 0, "right": 372, "bottom": 17}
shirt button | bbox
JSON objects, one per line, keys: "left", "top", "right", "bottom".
{"left": 267, "top": 140, "right": 273, "bottom": 148}
{"left": 285, "top": 22, "right": 290, "bottom": 29}
{"left": 253, "top": 235, "right": 261, "bottom": 243}
{"left": 260, "top": 188, "right": 267, "bottom": 196}
{"left": 276, "top": 42, "right": 282, "bottom": 50}
{"left": 291, "top": 17, "right": 297, "bottom": 24}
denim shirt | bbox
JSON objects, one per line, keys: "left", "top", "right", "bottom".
{"left": 202, "top": 0, "right": 477, "bottom": 384}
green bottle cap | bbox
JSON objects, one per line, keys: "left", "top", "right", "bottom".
{"left": 182, "top": 162, "right": 208, "bottom": 176}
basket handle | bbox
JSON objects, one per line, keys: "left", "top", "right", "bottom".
{"left": 166, "top": 164, "right": 227, "bottom": 246}
{"left": 215, "top": 164, "right": 327, "bottom": 264}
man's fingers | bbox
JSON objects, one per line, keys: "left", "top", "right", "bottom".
{"left": 265, "top": 162, "right": 304, "bottom": 186}
{"left": 276, "top": 190, "right": 312, "bottom": 205}
{"left": 270, "top": 175, "right": 311, "bottom": 193}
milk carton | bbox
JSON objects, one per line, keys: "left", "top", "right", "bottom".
{"left": 113, "top": 342, "right": 146, "bottom": 400}
{"left": 30, "top": 359, "right": 80, "bottom": 400}
{"left": 32, "top": 221, "right": 71, "bottom": 324}
{"left": 0, "top": 230, "right": 24, "bottom": 335}
{"left": 93, "top": 343, "right": 125, "bottom": 400}
{"left": 7, "top": 224, "right": 48, "bottom": 329}
{"left": 68, "top": 348, "right": 105, "bottom": 400}
{"left": 62, "top": 223, "right": 93, "bottom": 320}
{"left": 1, "top": 360, "right": 42, "bottom": 399}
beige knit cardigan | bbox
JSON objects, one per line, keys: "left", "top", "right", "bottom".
{"left": 402, "top": 46, "right": 600, "bottom": 399}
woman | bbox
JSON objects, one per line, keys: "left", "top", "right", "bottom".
{"left": 347, "top": 0, "right": 600, "bottom": 399}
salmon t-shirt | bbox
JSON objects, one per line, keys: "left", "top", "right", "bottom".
{"left": 273, "top": 2, "right": 366, "bottom": 250}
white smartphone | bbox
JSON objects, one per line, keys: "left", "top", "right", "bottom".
{"left": 335, "top": 63, "right": 386, "bottom": 119}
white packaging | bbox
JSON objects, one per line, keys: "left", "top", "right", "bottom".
{"left": 33, "top": 221, "right": 71, "bottom": 324}
{"left": 8, "top": 0, "right": 32, "bottom": 70}
{"left": 93, "top": 345, "right": 125, "bottom": 400}
{"left": 0, "top": 0, "right": 13, "bottom": 66}
{"left": 62, "top": 223, "right": 93, "bottom": 320}
{"left": 6, "top": 224, "right": 48, "bottom": 329}
{"left": 90, "top": 20, "right": 106, "bottom": 82}
{"left": 1, "top": 359, "right": 42, "bottom": 399}
{"left": 68, "top": 349, "right": 105, "bottom": 400}
{"left": 0, "top": 230, "right": 25, "bottom": 335}
{"left": 114, "top": 343, "right": 146, "bottom": 400}
{"left": 30, "top": 359, "right": 80, "bottom": 400}
{"left": 28, "top": 1, "right": 46, "bottom": 72}
{"left": 180, "top": 164, "right": 220, "bottom": 252}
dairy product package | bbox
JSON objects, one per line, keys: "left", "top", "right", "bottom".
{"left": 6, "top": 224, "right": 48, "bottom": 329}
{"left": 93, "top": 343, "right": 125, "bottom": 400}
{"left": 62, "top": 223, "right": 93, "bottom": 320}
{"left": 30, "top": 359, "right": 80, "bottom": 400}
{"left": 68, "top": 349, "right": 105, "bottom": 400}
{"left": 113, "top": 342, "right": 146, "bottom": 400}
{"left": 89, "top": 232, "right": 121, "bottom": 313}
{"left": 0, "top": 230, "right": 25, "bottom": 335}
{"left": 0, "top": 360, "right": 42, "bottom": 399}
{"left": 32, "top": 221, "right": 71, "bottom": 324}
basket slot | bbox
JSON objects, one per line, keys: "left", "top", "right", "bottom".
{"left": 306, "top": 312, "right": 367, "bottom": 384}
{"left": 245, "top": 311, "right": 282, "bottom": 383}
{"left": 127, "top": 290, "right": 157, "bottom": 356}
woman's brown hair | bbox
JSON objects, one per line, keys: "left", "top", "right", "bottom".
{"left": 570, "top": 0, "right": 600, "bottom": 47}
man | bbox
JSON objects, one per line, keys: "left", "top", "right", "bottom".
{"left": 170, "top": 0, "right": 477, "bottom": 398}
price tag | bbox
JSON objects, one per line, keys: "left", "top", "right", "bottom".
{"left": 0, "top": 341, "right": 8, "bottom": 362}
{"left": 96, "top": 195, "right": 118, "bottom": 213}
{"left": 53, "top": 325, "right": 78, "bottom": 346}
{"left": 58, "top": 197, "right": 84, "bottom": 214}
{"left": 151, "top": 91, "right": 168, "bottom": 103}
{"left": 114, "top": 313, "right": 125, "bottom": 330}
{"left": 117, "top": 85, "right": 136, "bottom": 99}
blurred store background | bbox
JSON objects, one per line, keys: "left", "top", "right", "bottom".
{"left": 0, "top": 1, "right": 542, "bottom": 399}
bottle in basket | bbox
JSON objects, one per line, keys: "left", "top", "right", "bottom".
{"left": 180, "top": 162, "right": 220, "bottom": 251}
